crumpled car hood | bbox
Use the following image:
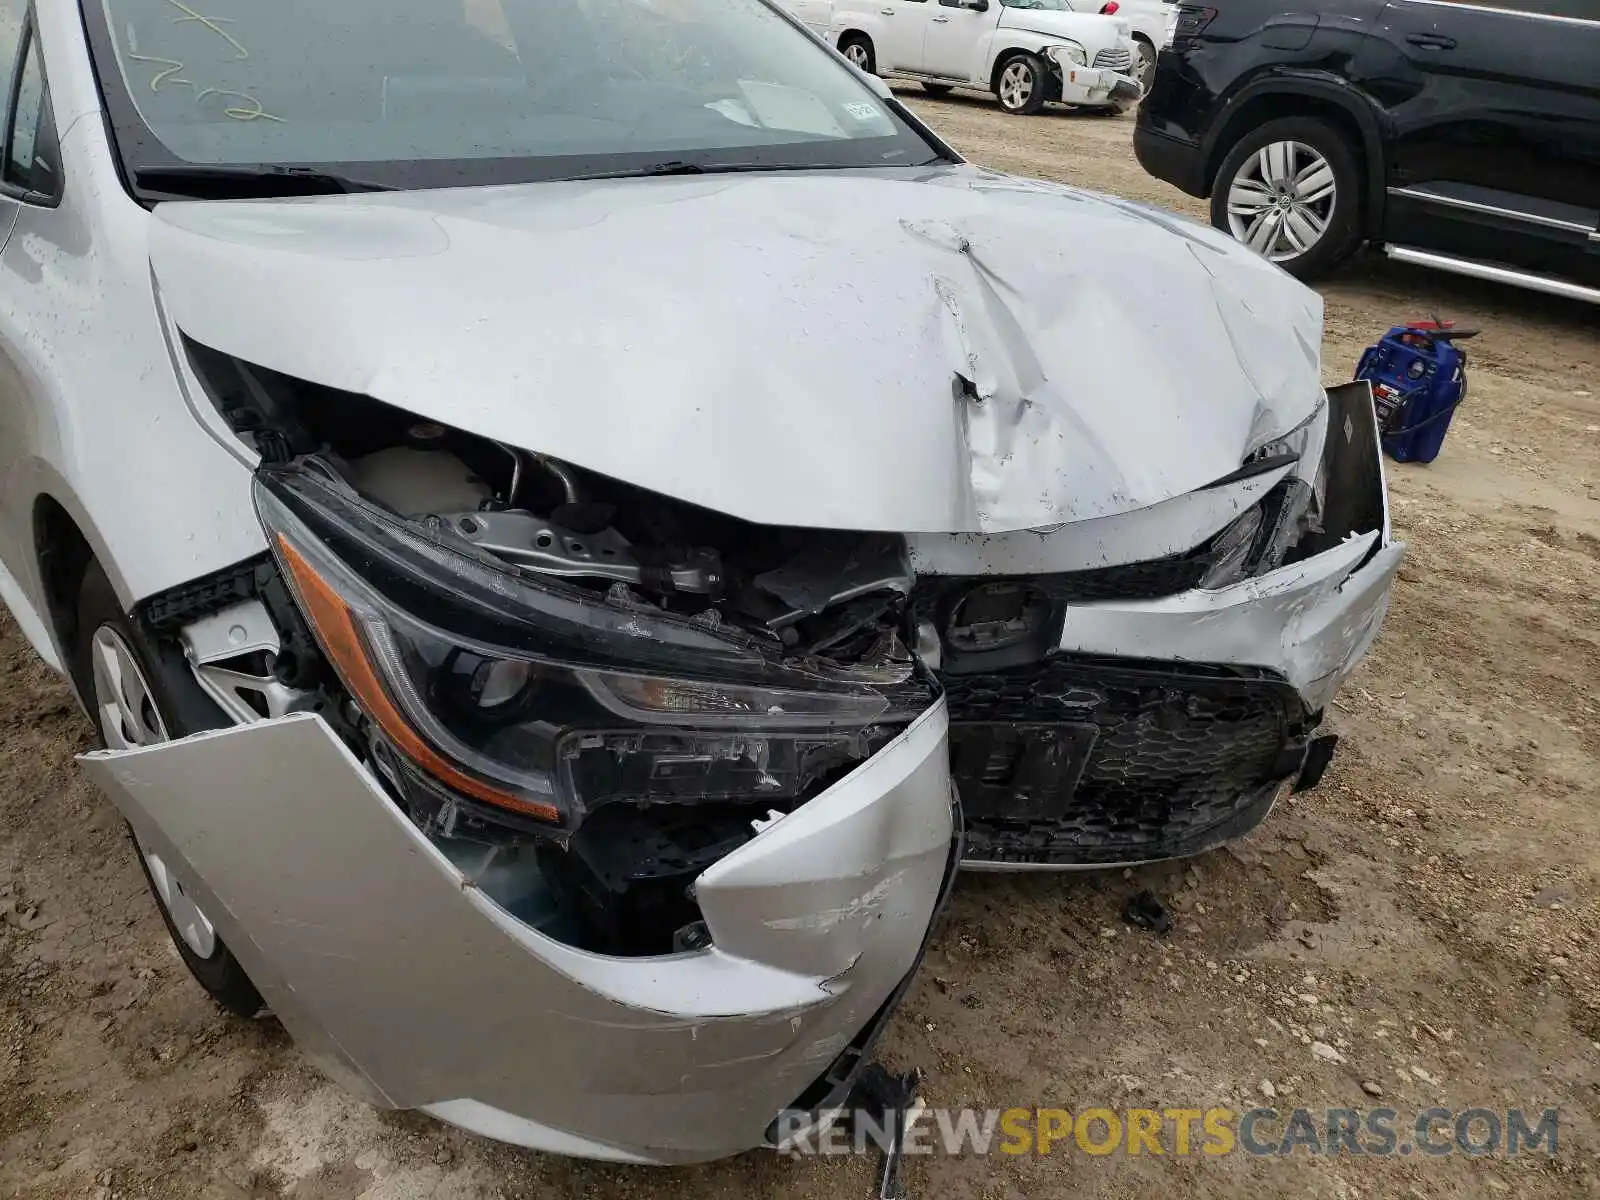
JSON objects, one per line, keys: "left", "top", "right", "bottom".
{"left": 149, "top": 165, "right": 1325, "bottom": 534}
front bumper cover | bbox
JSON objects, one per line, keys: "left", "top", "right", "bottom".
{"left": 930, "top": 382, "right": 1404, "bottom": 868}
{"left": 1057, "top": 64, "right": 1143, "bottom": 108}
{"left": 80, "top": 701, "right": 957, "bottom": 1164}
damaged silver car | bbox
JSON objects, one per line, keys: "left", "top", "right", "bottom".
{"left": 0, "top": 0, "right": 1399, "bottom": 1165}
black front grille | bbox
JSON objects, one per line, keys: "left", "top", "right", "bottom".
{"left": 1040, "top": 549, "right": 1213, "bottom": 602}
{"left": 944, "top": 657, "right": 1311, "bottom": 866}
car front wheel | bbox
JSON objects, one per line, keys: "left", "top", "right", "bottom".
{"left": 838, "top": 34, "right": 875, "bottom": 75}
{"left": 995, "top": 53, "right": 1049, "bottom": 115}
{"left": 75, "top": 561, "right": 265, "bottom": 1018}
{"left": 1209, "top": 116, "right": 1361, "bottom": 279}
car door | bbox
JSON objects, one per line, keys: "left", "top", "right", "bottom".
{"left": 0, "top": 4, "right": 63, "bottom": 642}
{"left": 1378, "top": 0, "right": 1600, "bottom": 285}
{"left": 922, "top": 0, "right": 995, "bottom": 79}
{"left": 875, "top": 0, "right": 933, "bottom": 71}
{"left": 0, "top": 0, "right": 26, "bottom": 252}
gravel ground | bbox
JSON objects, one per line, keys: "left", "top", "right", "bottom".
{"left": 2, "top": 92, "right": 1598, "bottom": 1200}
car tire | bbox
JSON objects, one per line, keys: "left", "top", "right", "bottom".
{"left": 74, "top": 560, "right": 266, "bottom": 1019}
{"left": 838, "top": 33, "right": 875, "bottom": 75}
{"left": 1133, "top": 36, "right": 1157, "bottom": 92}
{"left": 994, "top": 52, "right": 1049, "bottom": 116}
{"left": 921, "top": 82, "right": 954, "bottom": 97}
{"left": 1208, "top": 116, "right": 1361, "bottom": 279}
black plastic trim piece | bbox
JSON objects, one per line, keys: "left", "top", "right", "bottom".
{"left": 139, "top": 556, "right": 268, "bottom": 634}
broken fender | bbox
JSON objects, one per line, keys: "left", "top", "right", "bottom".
{"left": 79, "top": 703, "right": 957, "bottom": 1164}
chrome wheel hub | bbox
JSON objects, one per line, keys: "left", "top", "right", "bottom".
{"left": 1136, "top": 41, "right": 1156, "bottom": 90}
{"left": 1225, "top": 140, "right": 1336, "bottom": 262}
{"left": 90, "top": 626, "right": 217, "bottom": 961}
{"left": 843, "top": 42, "right": 869, "bottom": 68}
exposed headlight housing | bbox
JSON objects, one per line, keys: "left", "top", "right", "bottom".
{"left": 1046, "top": 40, "right": 1089, "bottom": 67}
{"left": 255, "top": 462, "right": 933, "bottom": 831}
{"left": 1199, "top": 398, "right": 1332, "bottom": 590}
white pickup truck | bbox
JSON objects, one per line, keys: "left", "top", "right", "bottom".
{"left": 826, "top": 0, "right": 1141, "bottom": 115}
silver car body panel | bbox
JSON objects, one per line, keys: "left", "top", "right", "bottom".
{"left": 145, "top": 168, "right": 1325, "bottom": 537}
{"left": 0, "top": 4, "right": 266, "bottom": 671}
{"left": 1057, "top": 533, "right": 1404, "bottom": 714}
{"left": 78, "top": 702, "right": 955, "bottom": 1164}
{"left": 904, "top": 461, "right": 1296, "bottom": 576}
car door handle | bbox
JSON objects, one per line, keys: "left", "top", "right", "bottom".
{"left": 1405, "top": 32, "right": 1456, "bottom": 49}
{"left": 880, "top": 6, "right": 894, "bottom": 13}
{"left": 932, "top": 13, "right": 949, "bottom": 19}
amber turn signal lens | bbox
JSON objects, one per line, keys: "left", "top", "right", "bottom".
{"left": 274, "top": 534, "right": 561, "bottom": 823}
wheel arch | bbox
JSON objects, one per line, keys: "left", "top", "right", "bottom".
{"left": 989, "top": 45, "right": 1057, "bottom": 98}
{"left": 1200, "top": 77, "right": 1386, "bottom": 238}
{"left": 33, "top": 493, "right": 104, "bottom": 697}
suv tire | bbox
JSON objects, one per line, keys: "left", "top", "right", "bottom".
{"left": 1209, "top": 116, "right": 1361, "bottom": 279}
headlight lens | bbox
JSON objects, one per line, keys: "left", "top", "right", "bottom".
{"left": 1199, "top": 398, "right": 1331, "bottom": 589}
{"left": 256, "top": 462, "right": 932, "bottom": 829}
{"left": 1047, "top": 40, "right": 1089, "bottom": 67}
{"left": 1197, "top": 505, "right": 1265, "bottom": 589}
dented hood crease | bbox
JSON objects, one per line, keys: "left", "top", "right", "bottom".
{"left": 149, "top": 166, "right": 1326, "bottom": 534}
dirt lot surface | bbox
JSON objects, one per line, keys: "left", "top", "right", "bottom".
{"left": 2, "top": 92, "right": 1598, "bottom": 1200}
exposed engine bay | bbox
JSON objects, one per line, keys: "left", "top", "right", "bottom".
{"left": 184, "top": 341, "right": 939, "bottom": 957}
{"left": 169, "top": 336, "right": 1393, "bottom": 959}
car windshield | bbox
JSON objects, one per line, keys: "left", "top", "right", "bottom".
{"left": 83, "top": 0, "right": 943, "bottom": 192}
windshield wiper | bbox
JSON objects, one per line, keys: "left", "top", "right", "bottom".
{"left": 134, "top": 164, "right": 395, "bottom": 198}
{"left": 559, "top": 157, "right": 953, "bottom": 183}
{"left": 559, "top": 159, "right": 823, "bottom": 182}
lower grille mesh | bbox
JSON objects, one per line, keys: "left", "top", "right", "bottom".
{"left": 944, "top": 658, "right": 1307, "bottom": 866}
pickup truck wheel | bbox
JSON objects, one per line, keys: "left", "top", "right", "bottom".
{"left": 1209, "top": 116, "right": 1360, "bottom": 279}
{"left": 922, "top": 82, "right": 954, "bottom": 96}
{"left": 838, "top": 34, "right": 875, "bottom": 74}
{"left": 75, "top": 561, "right": 266, "bottom": 1019}
{"left": 1133, "top": 37, "right": 1157, "bottom": 91}
{"left": 995, "top": 53, "right": 1048, "bottom": 115}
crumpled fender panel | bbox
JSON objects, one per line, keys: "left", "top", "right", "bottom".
{"left": 1051, "top": 383, "right": 1405, "bottom": 712}
{"left": 1055, "top": 533, "right": 1404, "bottom": 713}
{"left": 148, "top": 166, "right": 1324, "bottom": 535}
{"left": 78, "top": 704, "right": 954, "bottom": 1163}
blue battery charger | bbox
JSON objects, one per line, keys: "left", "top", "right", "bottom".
{"left": 1354, "top": 321, "right": 1477, "bottom": 464}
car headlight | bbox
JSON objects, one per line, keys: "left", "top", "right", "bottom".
{"left": 254, "top": 461, "right": 933, "bottom": 830}
{"left": 1199, "top": 399, "right": 1331, "bottom": 589}
{"left": 1046, "top": 40, "right": 1089, "bottom": 67}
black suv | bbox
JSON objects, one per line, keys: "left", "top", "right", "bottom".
{"left": 1134, "top": 0, "right": 1600, "bottom": 303}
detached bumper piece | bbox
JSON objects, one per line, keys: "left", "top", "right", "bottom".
{"left": 80, "top": 702, "right": 956, "bottom": 1164}
{"left": 947, "top": 657, "right": 1318, "bottom": 868}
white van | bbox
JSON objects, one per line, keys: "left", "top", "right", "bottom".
{"left": 829, "top": 0, "right": 1140, "bottom": 114}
